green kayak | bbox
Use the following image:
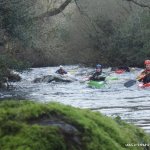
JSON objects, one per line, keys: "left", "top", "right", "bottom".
{"left": 106, "top": 76, "right": 118, "bottom": 81}
{"left": 88, "top": 81, "right": 105, "bottom": 88}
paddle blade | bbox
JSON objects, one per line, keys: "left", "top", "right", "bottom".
{"left": 124, "top": 80, "right": 136, "bottom": 88}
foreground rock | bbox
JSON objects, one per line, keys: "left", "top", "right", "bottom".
{"left": 0, "top": 70, "right": 21, "bottom": 89}
{"left": 7, "top": 71, "right": 21, "bottom": 82}
{"left": 33, "top": 74, "right": 77, "bottom": 83}
{"left": 0, "top": 100, "right": 150, "bottom": 150}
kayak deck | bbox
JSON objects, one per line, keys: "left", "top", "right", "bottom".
{"left": 88, "top": 81, "right": 105, "bottom": 88}
{"left": 138, "top": 82, "right": 150, "bottom": 88}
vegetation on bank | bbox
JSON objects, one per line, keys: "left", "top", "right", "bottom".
{"left": 0, "top": 55, "right": 28, "bottom": 76}
{"left": 0, "top": 100, "right": 150, "bottom": 150}
{"left": 0, "top": 55, "right": 30, "bottom": 88}
{"left": 0, "top": 0, "right": 150, "bottom": 67}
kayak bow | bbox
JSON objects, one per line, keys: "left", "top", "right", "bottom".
{"left": 138, "top": 82, "right": 150, "bottom": 88}
{"left": 88, "top": 81, "right": 105, "bottom": 88}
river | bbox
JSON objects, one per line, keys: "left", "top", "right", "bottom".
{"left": 1, "top": 65, "right": 150, "bottom": 133}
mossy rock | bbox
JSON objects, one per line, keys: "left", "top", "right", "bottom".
{"left": 0, "top": 100, "right": 150, "bottom": 150}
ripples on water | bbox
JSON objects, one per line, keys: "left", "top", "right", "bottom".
{"left": 1, "top": 65, "right": 150, "bottom": 133}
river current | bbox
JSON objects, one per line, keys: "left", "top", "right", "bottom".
{"left": 1, "top": 65, "right": 150, "bottom": 133}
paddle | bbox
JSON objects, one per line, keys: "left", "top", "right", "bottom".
{"left": 124, "top": 80, "right": 136, "bottom": 88}
{"left": 124, "top": 72, "right": 150, "bottom": 88}
{"left": 124, "top": 71, "right": 144, "bottom": 88}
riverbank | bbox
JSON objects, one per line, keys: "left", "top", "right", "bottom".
{"left": 0, "top": 100, "right": 150, "bottom": 150}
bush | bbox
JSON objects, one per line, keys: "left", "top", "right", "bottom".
{"left": 0, "top": 55, "right": 30, "bottom": 83}
{"left": 109, "top": 11, "right": 150, "bottom": 67}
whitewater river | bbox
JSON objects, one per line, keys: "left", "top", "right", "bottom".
{"left": 1, "top": 65, "right": 150, "bottom": 133}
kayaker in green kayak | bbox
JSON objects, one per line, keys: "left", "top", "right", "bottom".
{"left": 89, "top": 64, "right": 105, "bottom": 81}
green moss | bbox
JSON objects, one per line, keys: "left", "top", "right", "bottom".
{"left": 0, "top": 100, "right": 150, "bottom": 150}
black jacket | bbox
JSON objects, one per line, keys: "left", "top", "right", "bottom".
{"left": 56, "top": 69, "right": 67, "bottom": 75}
{"left": 138, "top": 70, "right": 150, "bottom": 84}
{"left": 90, "top": 71, "right": 105, "bottom": 81}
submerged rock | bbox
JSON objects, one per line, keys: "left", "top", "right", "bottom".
{"left": 33, "top": 74, "right": 76, "bottom": 83}
{"left": 33, "top": 75, "right": 54, "bottom": 83}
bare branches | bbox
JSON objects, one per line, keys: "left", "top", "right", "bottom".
{"left": 74, "top": 0, "right": 82, "bottom": 13}
{"left": 124, "top": 0, "right": 150, "bottom": 9}
{"left": 33, "top": 0, "right": 72, "bottom": 21}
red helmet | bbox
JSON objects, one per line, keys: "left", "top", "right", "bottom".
{"left": 144, "top": 60, "right": 150, "bottom": 65}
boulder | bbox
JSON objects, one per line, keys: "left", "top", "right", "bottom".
{"left": 0, "top": 81, "right": 7, "bottom": 89}
{"left": 0, "top": 70, "right": 21, "bottom": 89}
{"left": 33, "top": 74, "right": 75, "bottom": 83}
{"left": 8, "top": 73, "right": 21, "bottom": 82}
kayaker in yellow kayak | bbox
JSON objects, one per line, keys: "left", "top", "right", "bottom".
{"left": 137, "top": 60, "right": 150, "bottom": 84}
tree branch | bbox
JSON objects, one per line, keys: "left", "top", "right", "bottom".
{"left": 33, "top": 0, "right": 72, "bottom": 20}
{"left": 124, "top": 0, "right": 150, "bottom": 9}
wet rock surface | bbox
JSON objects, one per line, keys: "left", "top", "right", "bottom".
{"left": 33, "top": 74, "right": 75, "bottom": 83}
{"left": 8, "top": 72, "right": 21, "bottom": 82}
{"left": 30, "top": 116, "right": 81, "bottom": 148}
{"left": 0, "top": 70, "right": 21, "bottom": 89}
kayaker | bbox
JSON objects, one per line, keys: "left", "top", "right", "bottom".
{"left": 89, "top": 64, "right": 105, "bottom": 81}
{"left": 137, "top": 60, "right": 150, "bottom": 84}
{"left": 118, "top": 66, "right": 130, "bottom": 72}
{"left": 56, "top": 65, "right": 67, "bottom": 75}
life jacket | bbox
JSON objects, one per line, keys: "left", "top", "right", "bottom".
{"left": 90, "top": 71, "right": 105, "bottom": 81}
{"left": 93, "top": 71, "right": 102, "bottom": 78}
{"left": 143, "top": 69, "right": 150, "bottom": 74}
{"left": 56, "top": 69, "right": 67, "bottom": 75}
{"left": 137, "top": 69, "right": 150, "bottom": 81}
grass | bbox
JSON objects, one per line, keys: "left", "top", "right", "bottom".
{"left": 0, "top": 100, "right": 150, "bottom": 150}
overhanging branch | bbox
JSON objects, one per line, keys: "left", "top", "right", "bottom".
{"left": 33, "top": 0, "right": 72, "bottom": 20}
{"left": 124, "top": 0, "right": 150, "bottom": 9}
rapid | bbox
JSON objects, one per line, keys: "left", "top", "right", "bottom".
{"left": 1, "top": 65, "right": 150, "bottom": 133}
